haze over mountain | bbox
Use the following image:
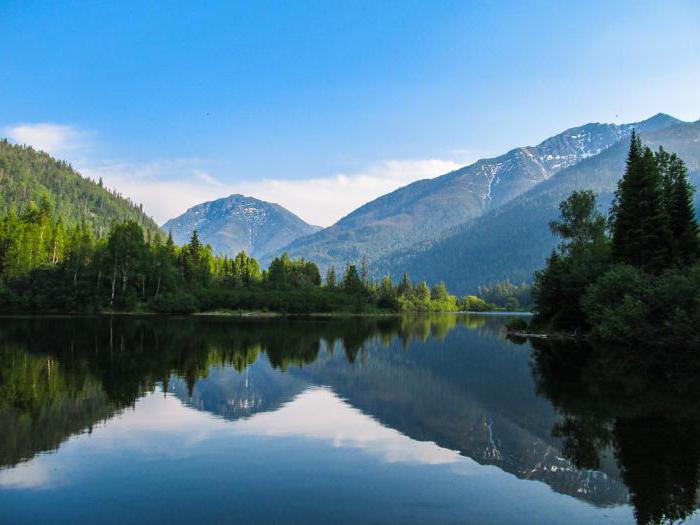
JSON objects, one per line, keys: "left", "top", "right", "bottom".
{"left": 163, "top": 194, "right": 321, "bottom": 258}
{"left": 373, "top": 117, "right": 700, "bottom": 294}
{"left": 263, "top": 114, "right": 682, "bottom": 270}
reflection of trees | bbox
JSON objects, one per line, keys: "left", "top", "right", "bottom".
{"left": 0, "top": 315, "right": 467, "bottom": 468}
{"left": 531, "top": 338, "right": 700, "bottom": 524}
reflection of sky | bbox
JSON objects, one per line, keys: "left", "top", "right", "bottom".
{"left": 0, "top": 386, "right": 685, "bottom": 524}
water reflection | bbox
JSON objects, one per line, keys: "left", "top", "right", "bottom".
{"left": 0, "top": 315, "right": 697, "bottom": 523}
{"left": 0, "top": 315, "right": 489, "bottom": 469}
{"left": 530, "top": 338, "right": 700, "bottom": 524}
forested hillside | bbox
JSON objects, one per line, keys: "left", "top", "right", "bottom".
{"left": 264, "top": 114, "right": 681, "bottom": 270}
{"left": 0, "top": 140, "right": 159, "bottom": 235}
{"left": 373, "top": 119, "right": 700, "bottom": 295}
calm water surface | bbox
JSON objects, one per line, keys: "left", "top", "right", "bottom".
{"left": 0, "top": 315, "right": 697, "bottom": 524}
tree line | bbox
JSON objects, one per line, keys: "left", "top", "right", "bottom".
{"left": 0, "top": 201, "right": 498, "bottom": 314}
{"left": 532, "top": 131, "right": 700, "bottom": 346}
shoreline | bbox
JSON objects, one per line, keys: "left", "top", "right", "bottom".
{"left": 0, "top": 310, "right": 533, "bottom": 319}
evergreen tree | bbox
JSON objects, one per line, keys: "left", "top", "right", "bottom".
{"left": 534, "top": 191, "right": 611, "bottom": 331}
{"left": 415, "top": 281, "right": 431, "bottom": 303}
{"left": 378, "top": 275, "right": 397, "bottom": 308}
{"left": 398, "top": 272, "right": 411, "bottom": 296}
{"left": 658, "top": 150, "right": 699, "bottom": 266}
{"left": 610, "top": 132, "right": 671, "bottom": 273}
{"left": 431, "top": 282, "right": 449, "bottom": 302}
{"left": 360, "top": 254, "right": 369, "bottom": 285}
{"left": 341, "top": 264, "right": 364, "bottom": 294}
{"left": 325, "top": 266, "right": 337, "bottom": 288}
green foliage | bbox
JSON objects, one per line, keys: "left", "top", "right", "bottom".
{"left": 478, "top": 280, "right": 532, "bottom": 309}
{"left": 581, "top": 264, "right": 700, "bottom": 347}
{"left": 459, "top": 295, "right": 495, "bottom": 312}
{"left": 150, "top": 291, "right": 199, "bottom": 313}
{"left": 533, "top": 191, "right": 611, "bottom": 331}
{"left": 657, "top": 146, "right": 700, "bottom": 266}
{"left": 0, "top": 206, "right": 469, "bottom": 314}
{"left": 0, "top": 139, "right": 159, "bottom": 234}
{"left": 534, "top": 137, "right": 700, "bottom": 345}
{"left": 611, "top": 132, "right": 673, "bottom": 273}
{"left": 267, "top": 253, "right": 321, "bottom": 288}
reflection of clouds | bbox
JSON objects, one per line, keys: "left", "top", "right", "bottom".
{"left": 236, "top": 387, "right": 469, "bottom": 467}
{"left": 0, "top": 460, "right": 52, "bottom": 489}
{"left": 95, "top": 386, "right": 471, "bottom": 467}
{"left": 0, "top": 385, "right": 477, "bottom": 490}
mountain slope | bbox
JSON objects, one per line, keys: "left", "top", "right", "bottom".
{"left": 0, "top": 140, "right": 159, "bottom": 234}
{"left": 163, "top": 194, "right": 321, "bottom": 258}
{"left": 264, "top": 114, "right": 681, "bottom": 270}
{"left": 372, "top": 119, "right": 700, "bottom": 294}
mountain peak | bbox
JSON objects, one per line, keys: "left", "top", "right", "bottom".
{"left": 634, "top": 113, "right": 683, "bottom": 132}
{"left": 163, "top": 195, "right": 320, "bottom": 257}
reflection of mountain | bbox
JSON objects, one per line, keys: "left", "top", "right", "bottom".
{"left": 169, "top": 361, "right": 309, "bottom": 421}
{"left": 5, "top": 314, "right": 688, "bottom": 516}
{"left": 0, "top": 316, "right": 441, "bottom": 466}
{"left": 287, "top": 328, "right": 627, "bottom": 506}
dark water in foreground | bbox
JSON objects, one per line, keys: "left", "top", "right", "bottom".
{"left": 0, "top": 315, "right": 698, "bottom": 524}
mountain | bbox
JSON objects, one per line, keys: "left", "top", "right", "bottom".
{"left": 263, "top": 113, "right": 682, "bottom": 270}
{"left": 163, "top": 194, "right": 321, "bottom": 258}
{"left": 0, "top": 140, "right": 159, "bottom": 234}
{"left": 372, "top": 118, "right": 700, "bottom": 294}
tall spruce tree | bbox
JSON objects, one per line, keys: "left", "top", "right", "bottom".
{"left": 658, "top": 150, "right": 699, "bottom": 266}
{"left": 610, "top": 131, "right": 671, "bottom": 273}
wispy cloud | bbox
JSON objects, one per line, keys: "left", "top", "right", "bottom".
{"left": 87, "top": 157, "right": 468, "bottom": 226}
{"left": 2, "top": 122, "right": 476, "bottom": 226}
{"left": 3, "top": 122, "right": 89, "bottom": 156}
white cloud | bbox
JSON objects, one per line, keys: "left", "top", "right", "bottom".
{"left": 81, "top": 159, "right": 224, "bottom": 224}
{"left": 85, "top": 157, "right": 468, "bottom": 226}
{"left": 3, "top": 122, "right": 88, "bottom": 156}
{"left": 2, "top": 122, "right": 477, "bottom": 226}
{"left": 232, "top": 158, "right": 465, "bottom": 226}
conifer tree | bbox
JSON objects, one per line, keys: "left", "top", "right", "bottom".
{"left": 658, "top": 150, "right": 699, "bottom": 266}
{"left": 325, "top": 265, "right": 337, "bottom": 288}
{"left": 398, "top": 272, "right": 411, "bottom": 296}
{"left": 360, "top": 254, "right": 369, "bottom": 285}
{"left": 610, "top": 132, "right": 671, "bottom": 273}
{"left": 341, "top": 264, "right": 364, "bottom": 293}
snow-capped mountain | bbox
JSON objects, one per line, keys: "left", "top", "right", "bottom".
{"left": 373, "top": 116, "right": 700, "bottom": 294}
{"left": 263, "top": 113, "right": 681, "bottom": 270}
{"left": 163, "top": 195, "right": 321, "bottom": 258}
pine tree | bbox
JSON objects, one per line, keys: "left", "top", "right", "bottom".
{"left": 611, "top": 132, "right": 671, "bottom": 273}
{"left": 415, "top": 281, "right": 431, "bottom": 303}
{"left": 398, "top": 272, "right": 411, "bottom": 296}
{"left": 360, "top": 254, "right": 369, "bottom": 285}
{"left": 341, "top": 264, "right": 364, "bottom": 293}
{"left": 325, "top": 265, "right": 337, "bottom": 288}
{"left": 658, "top": 151, "right": 699, "bottom": 266}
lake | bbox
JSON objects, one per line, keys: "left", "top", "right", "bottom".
{"left": 0, "top": 314, "right": 697, "bottom": 524}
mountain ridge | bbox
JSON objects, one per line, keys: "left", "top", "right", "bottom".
{"left": 263, "top": 113, "right": 683, "bottom": 270}
{"left": 163, "top": 194, "right": 321, "bottom": 258}
{"left": 372, "top": 118, "right": 700, "bottom": 294}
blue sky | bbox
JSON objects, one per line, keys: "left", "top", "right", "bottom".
{"left": 1, "top": 0, "right": 698, "bottom": 225}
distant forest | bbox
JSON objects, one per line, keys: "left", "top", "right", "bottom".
{"left": 0, "top": 204, "right": 501, "bottom": 314}
{"left": 0, "top": 138, "right": 522, "bottom": 314}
